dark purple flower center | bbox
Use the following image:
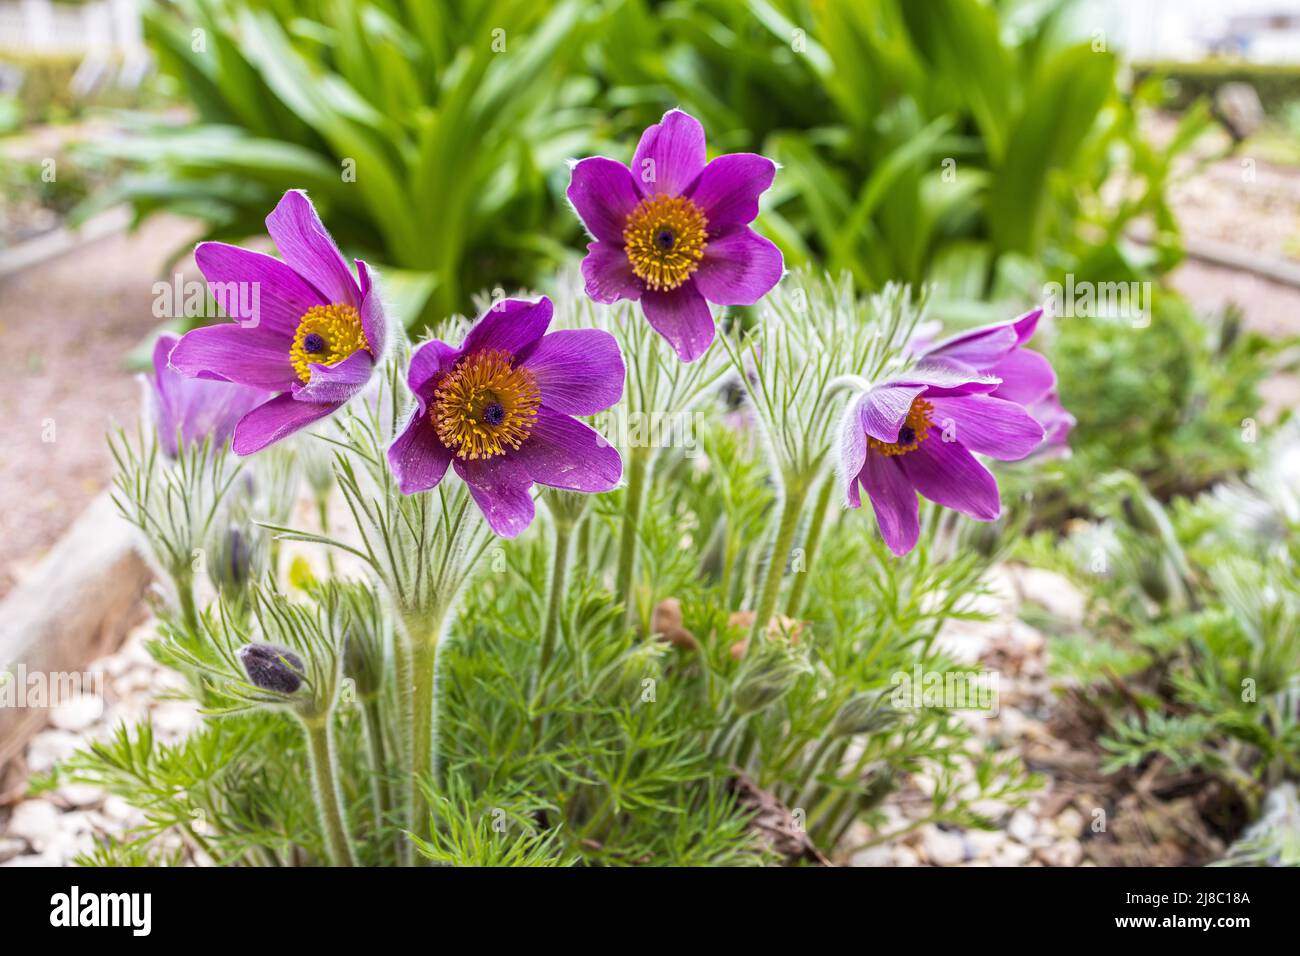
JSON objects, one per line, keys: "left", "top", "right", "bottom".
{"left": 655, "top": 228, "right": 676, "bottom": 251}
{"left": 896, "top": 425, "right": 916, "bottom": 446}
{"left": 483, "top": 401, "right": 506, "bottom": 426}
{"left": 302, "top": 332, "right": 327, "bottom": 354}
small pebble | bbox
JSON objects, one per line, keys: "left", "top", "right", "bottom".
{"left": 50, "top": 693, "right": 104, "bottom": 732}
{"left": 7, "top": 800, "right": 60, "bottom": 849}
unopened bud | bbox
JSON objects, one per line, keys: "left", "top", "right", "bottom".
{"left": 828, "top": 690, "right": 894, "bottom": 737}
{"left": 238, "top": 643, "right": 305, "bottom": 694}
{"left": 732, "top": 643, "right": 810, "bottom": 714}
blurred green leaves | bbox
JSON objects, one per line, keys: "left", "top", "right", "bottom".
{"left": 103, "top": 0, "right": 1175, "bottom": 328}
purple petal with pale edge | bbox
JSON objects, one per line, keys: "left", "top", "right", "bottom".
{"left": 859, "top": 453, "right": 921, "bottom": 556}
{"left": 899, "top": 438, "right": 1001, "bottom": 521}
{"left": 151, "top": 333, "right": 267, "bottom": 456}
{"left": 688, "top": 153, "right": 776, "bottom": 231}
{"left": 194, "top": 242, "right": 325, "bottom": 336}
{"left": 923, "top": 322, "right": 1019, "bottom": 368}
{"left": 520, "top": 329, "right": 624, "bottom": 416}
{"left": 859, "top": 383, "right": 927, "bottom": 443}
{"left": 895, "top": 358, "right": 1000, "bottom": 394}
{"left": 169, "top": 323, "right": 298, "bottom": 391}
{"left": 514, "top": 409, "right": 622, "bottom": 492}
{"left": 387, "top": 414, "right": 453, "bottom": 494}
{"left": 987, "top": 348, "right": 1055, "bottom": 405}
{"left": 232, "top": 394, "right": 338, "bottom": 456}
{"left": 355, "top": 260, "right": 388, "bottom": 360}
{"left": 926, "top": 395, "right": 1045, "bottom": 461}
{"left": 407, "top": 338, "right": 459, "bottom": 410}
{"left": 462, "top": 297, "right": 552, "bottom": 360}
{"left": 291, "top": 349, "right": 374, "bottom": 404}
{"left": 632, "top": 109, "right": 706, "bottom": 198}
{"left": 581, "top": 241, "right": 643, "bottom": 304}
{"left": 1012, "top": 307, "right": 1043, "bottom": 345}
{"left": 839, "top": 395, "right": 868, "bottom": 507}
{"left": 567, "top": 157, "right": 642, "bottom": 244}
{"left": 693, "top": 227, "right": 784, "bottom": 306}
{"left": 454, "top": 456, "right": 535, "bottom": 538}
{"left": 264, "top": 190, "right": 360, "bottom": 307}
{"left": 641, "top": 282, "right": 715, "bottom": 362}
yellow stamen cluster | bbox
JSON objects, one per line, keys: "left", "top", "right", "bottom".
{"left": 623, "top": 194, "right": 709, "bottom": 292}
{"left": 289, "top": 303, "right": 369, "bottom": 384}
{"left": 868, "top": 397, "right": 934, "bottom": 457}
{"left": 431, "top": 349, "right": 541, "bottom": 460}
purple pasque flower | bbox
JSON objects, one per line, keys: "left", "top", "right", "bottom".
{"left": 146, "top": 333, "right": 268, "bottom": 457}
{"left": 169, "top": 190, "right": 388, "bottom": 456}
{"left": 567, "top": 109, "right": 784, "bottom": 363}
{"left": 387, "top": 296, "right": 624, "bottom": 538}
{"left": 919, "top": 307, "right": 1056, "bottom": 409}
{"left": 840, "top": 365, "right": 1045, "bottom": 556}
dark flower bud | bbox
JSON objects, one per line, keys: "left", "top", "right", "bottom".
{"left": 238, "top": 643, "right": 305, "bottom": 694}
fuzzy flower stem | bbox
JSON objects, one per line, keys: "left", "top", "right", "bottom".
{"left": 532, "top": 514, "right": 574, "bottom": 736}
{"left": 173, "top": 563, "right": 200, "bottom": 636}
{"left": 300, "top": 715, "right": 357, "bottom": 867}
{"left": 361, "top": 697, "right": 391, "bottom": 840}
{"left": 615, "top": 444, "right": 651, "bottom": 625}
{"left": 784, "top": 472, "right": 836, "bottom": 619}
{"left": 750, "top": 476, "right": 811, "bottom": 644}
{"left": 405, "top": 622, "right": 444, "bottom": 853}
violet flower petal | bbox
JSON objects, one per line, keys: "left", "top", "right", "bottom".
{"left": 462, "top": 297, "right": 552, "bottom": 360}
{"left": 632, "top": 109, "right": 707, "bottom": 198}
{"left": 839, "top": 394, "right": 869, "bottom": 507}
{"left": 231, "top": 393, "right": 338, "bottom": 456}
{"left": 292, "top": 349, "right": 374, "bottom": 404}
{"left": 194, "top": 242, "right": 326, "bottom": 336}
{"left": 356, "top": 260, "right": 388, "bottom": 359}
{"left": 265, "top": 190, "right": 360, "bottom": 308}
{"left": 641, "top": 281, "right": 715, "bottom": 362}
{"left": 169, "top": 323, "right": 298, "bottom": 392}
{"left": 859, "top": 453, "right": 921, "bottom": 557}
{"left": 520, "top": 328, "right": 625, "bottom": 416}
{"left": 987, "top": 347, "right": 1055, "bottom": 406}
{"left": 513, "top": 409, "right": 622, "bottom": 492}
{"left": 580, "top": 240, "right": 643, "bottom": 304}
{"left": 387, "top": 415, "right": 453, "bottom": 494}
{"left": 693, "top": 227, "right": 784, "bottom": 306}
{"left": 926, "top": 394, "right": 1045, "bottom": 461}
{"left": 688, "top": 154, "right": 776, "bottom": 232}
{"left": 899, "top": 438, "right": 1000, "bottom": 521}
{"left": 567, "top": 157, "right": 642, "bottom": 244}
{"left": 858, "top": 383, "right": 928, "bottom": 444}
{"left": 407, "top": 338, "right": 460, "bottom": 409}
{"left": 454, "top": 456, "right": 535, "bottom": 538}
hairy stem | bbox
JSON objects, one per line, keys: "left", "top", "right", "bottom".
{"left": 784, "top": 473, "right": 835, "bottom": 619}
{"left": 615, "top": 445, "right": 651, "bottom": 625}
{"left": 532, "top": 517, "right": 574, "bottom": 735}
{"left": 361, "top": 697, "right": 392, "bottom": 842}
{"left": 409, "top": 634, "right": 441, "bottom": 846}
{"left": 750, "top": 477, "right": 811, "bottom": 644}
{"left": 301, "top": 716, "right": 357, "bottom": 867}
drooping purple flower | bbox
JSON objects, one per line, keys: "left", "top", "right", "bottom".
{"left": 387, "top": 296, "right": 624, "bottom": 537}
{"left": 916, "top": 307, "right": 1074, "bottom": 454}
{"left": 168, "top": 190, "right": 388, "bottom": 456}
{"left": 840, "top": 366, "right": 1045, "bottom": 556}
{"left": 919, "top": 308, "right": 1057, "bottom": 408}
{"left": 145, "top": 333, "right": 268, "bottom": 457}
{"left": 567, "top": 109, "right": 784, "bottom": 363}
